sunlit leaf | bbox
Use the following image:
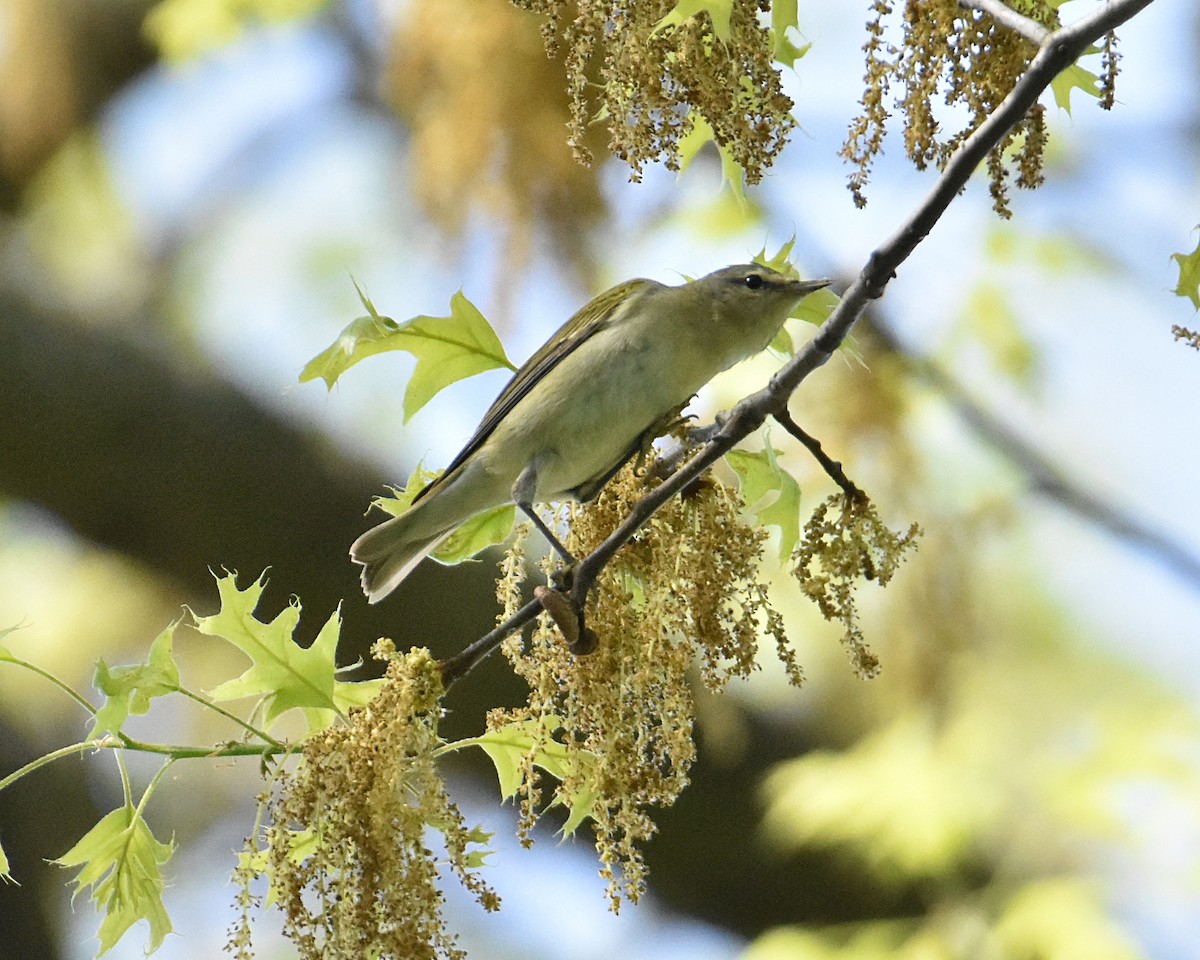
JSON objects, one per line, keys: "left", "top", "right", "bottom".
{"left": 0, "top": 623, "right": 20, "bottom": 659}
{"left": 1050, "top": 62, "right": 1100, "bottom": 114}
{"left": 952, "top": 280, "right": 1037, "bottom": 387}
{"left": 726, "top": 446, "right": 802, "bottom": 560}
{"left": 368, "top": 465, "right": 517, "bottom": 566}
{"left": 996, "top": 879, "right": 1142, "bottom": 960}
{"left": 792, "top": 286, "right": 839, "bottom": 326}
{"left": 770, "top": 0, "right": 811, "bottom": 68}
{"left": 678, "top": 115, "right": 748, "bottom": 205}
{"left": 655, "top": 0, "right": 733, "bottom": 42}
{"left": 90, "top": 625, "right": 180, "bottom": 738}
{"left": 459, "top": 717, "right": 598, "bottom": 836}
{"left": 768, "top": 325, "right": 794, "bottom": 357}
{"left": 301, "top": 284, "right": 515, "bottom": 422}
{"left": 754, "top": 237, "right": 797, "bottom": 275}
{"left": 192, "top": 570, "right": 363, "bottom": 731}
{"left": 760, "top": 713, "right": 1000, "bottom": 881}
{"left": 431, "top": 505, "right": 516, "bottom": 565}
{"left": 144, "top": 0, "right": 327, "bottom": 63}
{"left": 1171, "top": 233, "right": 1200, "bottom": 309}
{"left": 55, "top": 806, "right": 174, "bottom": 955}
{"left": 0, "top": 836, "right": 13, "bottom": 884}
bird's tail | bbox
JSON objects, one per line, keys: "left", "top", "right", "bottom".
{"left": 350, "top": 511, "right": 453, "bottom": 603}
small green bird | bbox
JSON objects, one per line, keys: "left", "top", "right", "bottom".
{"left": 352, "top": 263, "right": 831, "bottom": 602}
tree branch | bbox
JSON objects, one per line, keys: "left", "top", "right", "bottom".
{"left": 439, "top": 0, "right": 1157, "bottom": 685}
{"left": 958, "top": 0, "right": 1051, "bottom": 45}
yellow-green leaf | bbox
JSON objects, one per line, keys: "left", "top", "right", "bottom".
{"left": 55, "top": 805, "right": 174, "bottom": 955}
{"left": 768, "top": 325, "right": 794, "bottom": 357}
{"left": 0, "top": 623, "right": 19, "bottom": 660}
{"left": 143, "top": 0, "right": 327, "bottom": 63}
{"left": 370, "top": 465, "right": 517, "bottom": 566}
{"left": 655, "top": 0, "right": 733, "bottom": 42}
{"left": 1171, "top": 233, "right": 1200, "bottom": 310}
{"left": 192, "top": 571, "right": 344, "bottom": 730}
{"left": 792, "top": 286, "right": 839, "bottom": 326}
{"left": 754, "top": 237, "right": 797, "bottom": 275}
{"left": 953, "top": 280, "right": 1037, "bottom": 387}
{"left": 678, "top": 115, "right": 748, "bottom": 206}
{"left": 726, "top": 446, "right": 802, "bottom": 560}
{"left": 90, "top": 624, "right": 180, "bottom": 738}
{"left": 431, "top": 505, "right": 516, "bottom": 565}
{"left": 996, "top": 878, "right": 1142, "bottom": 960}
{"left": 1050, "top": 63, "right": 1100, "bottom": 114}
{"left": 0, "top": 836, "right": 12, "bottom": 884}
{"left": 459, "top": 717, "right": 598, "bottom": 835}
{"left": 300, "top": 284, "right": 515, "bottom": 422}
{"left": 770, "top": 0, "right": 811, "bottom": 68}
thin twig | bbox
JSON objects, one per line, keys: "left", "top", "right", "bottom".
{"left": 440, "top": 597, "right": 543, "bottom": 688}
{"left": 438, "top": 0, "right": 1157, "bottom": 687}
{"left": 773, "top": 409, "right": 866, "bottom": 503}
{"left": 959, "top": 0, "right": 1051, "bottom": 45}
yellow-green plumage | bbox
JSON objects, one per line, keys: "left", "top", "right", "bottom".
{"left": 351, "top": 263, "right": 830, "bottom": 602}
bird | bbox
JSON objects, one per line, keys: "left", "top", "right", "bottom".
{"left": 351, "top": 262, "right": 830, "bottom": 602}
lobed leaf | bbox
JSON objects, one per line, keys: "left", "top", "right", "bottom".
{"left": 460, "top": 718, "right": 598, "bottom": 836}
{"left": 371, "top": 465, "right": 517, "bottom": 565}
{"left": 1050, "top": 62, "right": 1101, "bottom": 114}
{"left": 678, "top": 116, "right": 748, "bottom": 204}
{"left": 1171, "top": 233, "right": 1200, "bottom": 310}
{"left": 771, "top": 0, "right": 811, "bottom": 68}
{"left": 300, "top": 283, "right": 515, "bottom": 422}
{"left": 90, "top": 625, "right": 180, "bottom": 738}
{"left": 193, "top": 571, "right": 379, "bottom": 731}
{"left": 726, "top": 446, "right": 802, "bottom": 561}
{"left": 55, "top": 805, "right": 174, "bottom": 955}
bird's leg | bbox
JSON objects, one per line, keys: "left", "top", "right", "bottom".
{"left": 512, "top": 464, "right": 577, "bottom": 567}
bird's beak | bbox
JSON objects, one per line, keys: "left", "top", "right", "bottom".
{"left": 790, "top": 277, "right": 833, "bottom": 296}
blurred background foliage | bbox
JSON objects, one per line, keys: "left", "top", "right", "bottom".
{"left": 1, "top": 1, "right": 1198, "bottom": 958}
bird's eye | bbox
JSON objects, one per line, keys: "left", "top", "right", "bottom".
{"left": 743, "top": 274, "right": 764, "bottom": 290}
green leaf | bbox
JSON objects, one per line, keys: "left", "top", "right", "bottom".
{"left": 192, "top": 571, "right": 351, "bottom": 731}
{"left": 1171, "top": 233, "right": 1200, "bottom": 310}
{"left": 678, "top": 115, "right": 748, "bottom": 205}
{"left": 655, "top": 0, "right": 733, "bottom": 42}
{"left": 240, "top": 828, "right": 321, "bottom": 907}
{"left": 768, "top": 325, "right": 794, "bottom": 357}
{"left": 459, "top": 717, "right": 598, "bottom": 836}
{"left": 996, "top": 879, "right": 1143, "bottom": 960}
{"left": 332, "top": 676, "right": 387, "bottom": 712}
{"left": 726, "top": 446, "right": 802, "bottom": 560}
{"left": 953, "top": 280, "right": 1037, "bottom": 387}
{"left": 90, "top": 625, "right": 181, "bottom": 738}
{"left": 751, "top": 239, "right": 835, "bottom": 353}
{"left": 431, "top": 505, "right": 517, "bottom": 565}
{"left": 370, "top": 465, "right": 517, "bottom": 566}
{"left": 55, "top": 805, "right": 174, "bottom": 955}
{"left": 0, "top": 836, "right": 13, "bottom": 884}
{"left": 143, "top": 0, "right": 327, "bottom": 63}
{"left": 770, "top": 0, "right": 811, "bottom": 68}
{"left": 300, "top": 283, "right": 516, "bottom": 422}
{"left": 754, "top": 237, "right": 797, "bottom": 275}
{"left": 1050, "top": 63, "right": 1100, "bottom": 114}
{"left": 792, "top": 286, "right": 839, "bottom": 326}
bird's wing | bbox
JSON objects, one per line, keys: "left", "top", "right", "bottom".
{"left": 411, "top": 278, "right": 653, "bottom": 504}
